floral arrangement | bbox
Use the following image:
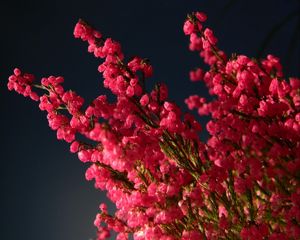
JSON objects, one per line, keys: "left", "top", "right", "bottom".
{"left": 7, "top": 10, "right": 300, "bottom": 240}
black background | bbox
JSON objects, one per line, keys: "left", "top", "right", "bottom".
{"left": 1, "top": 0, "right": 299, "bottom": 239}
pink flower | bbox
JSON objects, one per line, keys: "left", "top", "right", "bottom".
{"left": 189, "top": 68, "right": 204, "bottom": 81}
{"left": 195, "top": 12, "right": 207, "bottom": 22}
{"left": 7, "top": 11, "right": 300, "bottom": 240}
{"left": 183, "top": 20, "right": 195, "bottom": 35}
{"left": 140, "top": 94, "right": 149, "bottom": 106}
{"left": 204, "top": 28, "right": 217, "bottom": 45}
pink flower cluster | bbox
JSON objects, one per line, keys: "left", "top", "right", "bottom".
{"left": 7, "top": 12, "right": 300, "bottom": 240}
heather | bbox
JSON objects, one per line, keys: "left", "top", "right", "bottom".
{"left": 7, "top": 9, "right": 300, "bottom": 240}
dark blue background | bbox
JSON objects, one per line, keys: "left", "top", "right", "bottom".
{"left": 1, "top": 0, "right": 299, "bottom": 239}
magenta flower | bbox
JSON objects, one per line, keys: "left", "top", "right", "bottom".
{"left": 7, "top": 9, "right": 300, "bottom": 240}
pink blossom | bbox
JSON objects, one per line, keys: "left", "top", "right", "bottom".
{"left": 183, "top": 20, "right": 195, "bottom": 35}
{"left": 7, "top": 10, "right": 300, "bottom": 240}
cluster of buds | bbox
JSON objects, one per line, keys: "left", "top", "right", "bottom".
{"left": 7, "top": 10, "right": 300, "bottom": 240}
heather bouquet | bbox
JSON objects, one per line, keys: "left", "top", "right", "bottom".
{"left": 7, "top": 10, "right": 300, "bottom": 240}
